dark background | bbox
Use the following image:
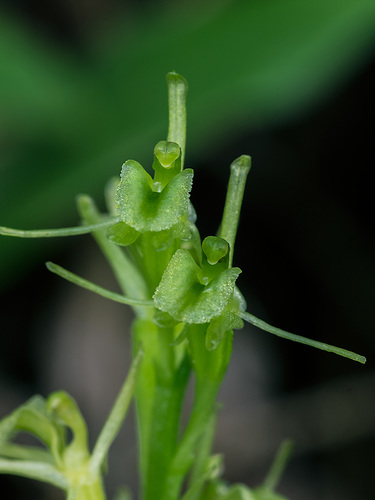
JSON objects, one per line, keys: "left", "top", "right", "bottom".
{"left": 0, "top": 1, "right": 374, "bottom": 499}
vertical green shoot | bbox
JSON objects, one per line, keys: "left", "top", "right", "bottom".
{"left": 219, "top": 155, "right": 251, "bottom": 266}
{"left": 90, "top": 349, "right": 144, "bottom": 475}
{"left": 262, "top": 439, "right": 293, "bottom": 492}
{"left": 166, "top": 72, "right": 188, "bottom": 168}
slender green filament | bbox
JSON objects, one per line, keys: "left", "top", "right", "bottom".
{"left": 90, "top": 349, "right": 144, "bottom": 475}
{"left": 0, "top": 218, "right": 119, "bottom": 238}
{"left": 46, "top": 262, "right": 154, "bottom": 308}
{"left": 239, "top": 311, "right": 366, "bottom": 364}
{"left": 262, "top": 439, "right": 293, "bottom": 492}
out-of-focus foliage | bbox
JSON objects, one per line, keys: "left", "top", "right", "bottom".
{"left": 1, "top": 0, "right": 375, "bottom": 286}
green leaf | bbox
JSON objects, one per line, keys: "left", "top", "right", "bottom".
{"left": 115, "top": 160, "right": 194, "bottom": 232}
{"left": 153, "top": 249, "right": 241, "bottom": 324}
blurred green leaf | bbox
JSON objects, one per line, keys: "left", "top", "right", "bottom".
{"left": 1, "top": 0, "right": 375, "bottom": 286}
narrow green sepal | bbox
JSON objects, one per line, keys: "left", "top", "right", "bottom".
{"left": 116, "top": 160, "right": 193, "bottom": 232}
{"left": 153, "top": 249, "right": 241, "bottom": 324}
{"left": 106, "top": 221, "right": 140, "bottom": 246}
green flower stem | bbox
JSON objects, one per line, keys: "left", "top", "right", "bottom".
{"left": 185, "top": 406, "right": 219, "bottom": 500}
{"left": 161, "top": 324, "right": 232, "bottom": 500}
{"left": 76, "top": 195, "right": 150, "bottom": 318}
{"left": 163, "top": 380, "right": 218, "bottom": 500}
{"left": 240, "top": 311, "right": 366, "bottom": 364}
{"left": 167, "top": 72, "right": 188, "bottom": 169}
{"left": 132, "top": 231, "right": 180, "bottom": 294}
{"left": 132, "top": 320, "right": 191, "bottom": 500}
{"left": 66, "top": 474, "right": 106, "bottom": 500}
{"left": 219, "top": 155, "right": 251, "bottom": 267}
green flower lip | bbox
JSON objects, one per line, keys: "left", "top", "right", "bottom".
{"left": 153, "top": 248, "right": 241, "bottom": 324}
{"left": 115, "top": 160, "right": 193, "bottom": 233}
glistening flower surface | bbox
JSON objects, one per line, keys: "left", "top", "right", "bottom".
{"left": 0, "top": 72, "right": 366, "bottom": 500}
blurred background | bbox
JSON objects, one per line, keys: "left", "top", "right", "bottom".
{"left": 1, "top": 0, "right": 375, "bottom": 498}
